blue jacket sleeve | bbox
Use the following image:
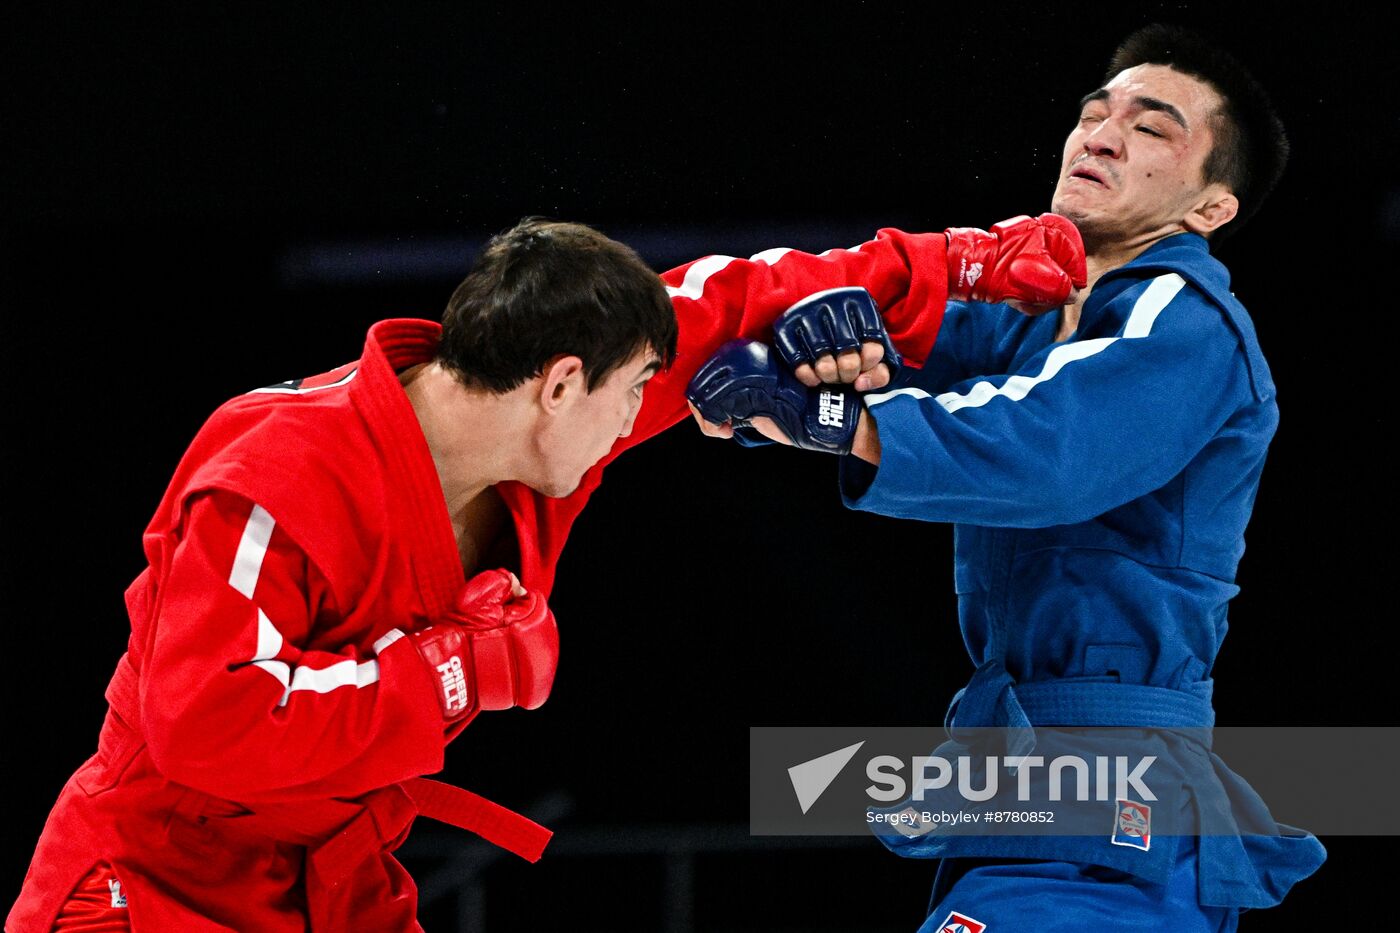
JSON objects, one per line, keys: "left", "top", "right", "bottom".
{"left": 840, "top": 274, "right": 1254, "bottom": 528}
{"left": 912, "top": 299, "right": 994, "bottom": 391}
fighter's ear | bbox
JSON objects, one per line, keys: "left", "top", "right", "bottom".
{"left": 1184, "top": 184, "right": 1238, "bottom": 237}
{"left": 537, "top": 355, "right": 586, "bottom": 413}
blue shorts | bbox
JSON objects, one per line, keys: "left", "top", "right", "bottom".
{"left": 919, "top": 837, "right": 1239, "bottom": 932}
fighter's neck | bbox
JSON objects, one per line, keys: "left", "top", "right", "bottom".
{"left": 398, "top": 362, "right": 521, "bottom": 514}
{"left": 1056, "top": 230, "right": 1186, "bottom": 342}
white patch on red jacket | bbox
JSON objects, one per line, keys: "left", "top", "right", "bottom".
{"left": 231, "top": 502, "right": 392, "bottom": 706}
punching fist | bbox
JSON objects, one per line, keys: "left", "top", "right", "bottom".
{"left": 945, "top": 213, "right": 1087, "bottom": 313}
{"left": 409, "top": 569, "right": 559, "bottom": 721}
{"left": 687, "top": 340, "right": 860, "bottom": 454}
{"left": 773, "top": 287, "right": 902, "bottom": 391}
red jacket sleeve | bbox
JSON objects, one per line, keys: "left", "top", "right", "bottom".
{"left": 626, "top": 227, "right": 951, "bottom": 454}
{"left": 518, "top": 228, "right": 952, "bottom": 593}
{"left": 140, "top": 490, "right": 445, "bottom": 803}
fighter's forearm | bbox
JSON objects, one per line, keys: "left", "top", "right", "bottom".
{"left": 850, "top": 404, "right": 882, "bottom": 465}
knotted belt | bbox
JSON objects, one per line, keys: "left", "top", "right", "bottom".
{"left": 944, "top": 658, "right": 1216, "bottom": 756}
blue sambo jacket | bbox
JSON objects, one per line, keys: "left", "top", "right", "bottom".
{"left": 840, "top": 233, "right": 1326, "bottom": 908}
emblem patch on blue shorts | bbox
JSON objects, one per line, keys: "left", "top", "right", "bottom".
{"left": 1111, "top": 798, "right": 1151, "bottom": 850}
{"left": 937, "top": 911, "right": 986, "bottom": 933}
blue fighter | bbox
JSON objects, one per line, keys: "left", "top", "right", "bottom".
{"left": 689, "top": 24, "right": 1325, "bottom": 931}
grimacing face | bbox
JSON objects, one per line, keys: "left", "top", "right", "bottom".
{"left": 1051, "top": 64, "right": 1229, "bottom": 246}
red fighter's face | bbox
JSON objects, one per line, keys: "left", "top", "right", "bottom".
{"left": 536, "top": 348, "right": 660, "bottom": 498}
{"left": 1051, "top": 64, "right": 1230, "bottom": 246}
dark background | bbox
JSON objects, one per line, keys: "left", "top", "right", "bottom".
{"left": 4, "top": 3, "right": 1395, "bottom": 929}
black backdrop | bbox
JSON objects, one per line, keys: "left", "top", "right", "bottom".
{"left": 4, "top": 3, "right": 1395, "bottom": 929}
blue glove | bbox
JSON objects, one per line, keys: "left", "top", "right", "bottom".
{"left": 687, "top": 340, "right": 860, "bottom": 455}
{"left": 773, "top": 286, "right": 902, "bottom": 383}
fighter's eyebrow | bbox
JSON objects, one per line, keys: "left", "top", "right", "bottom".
{"left": 1078, "top": 88, "right": 1188, "bottom": 130}
{"left": 637, "top": 360, "right": 662, "bottom": 380}
{"left": 1078, "top": 88, "right": 1110, "bottom": 110}
{"left": 1134, "top": 96, "right": 1189, "bottom": 130}
{"left": 1075, "top": 88, "right": 1187, "bottom": 130}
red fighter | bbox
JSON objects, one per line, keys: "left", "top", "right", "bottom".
{"left": 10, "top": 215, "right": 1082, "bottom": 931}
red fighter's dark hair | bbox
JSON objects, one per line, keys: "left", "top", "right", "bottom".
{"left": 438, "top": 218, "right": 677, "bottom": 392}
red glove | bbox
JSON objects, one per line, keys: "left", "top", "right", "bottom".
{"left": 409, "top": 569, "right": 560, "bottom": 721}
{"left": 945, "top": 213, "right": 1087, "bottom": 313}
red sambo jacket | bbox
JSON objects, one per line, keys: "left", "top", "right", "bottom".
{"left": 10, "top": 229, "right": 951, "bottom": 931}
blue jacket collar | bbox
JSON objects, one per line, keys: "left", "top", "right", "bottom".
{"left": 1091, "top": 232, "right": 1273, "bottom": 402}
{"left": 1102, "top": 232, "right": 1227, "bottom": 296}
